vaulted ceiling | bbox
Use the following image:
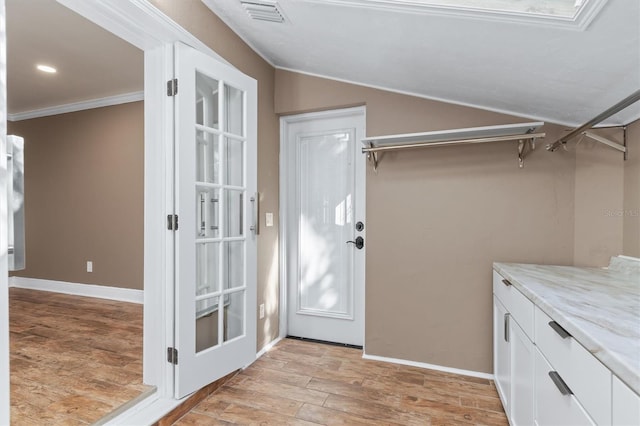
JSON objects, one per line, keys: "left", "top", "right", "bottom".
{"left": 203, "top": 0, "right": 640, "bottom": 127}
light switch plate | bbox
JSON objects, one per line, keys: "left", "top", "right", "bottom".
{"left": 265, "top": 212, "right": 274, "bottom": 227}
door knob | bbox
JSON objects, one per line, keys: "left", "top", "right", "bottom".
{"left": 346, "top": 236, "right": 364, "bottom": 249}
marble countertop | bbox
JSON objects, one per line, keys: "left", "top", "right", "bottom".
{"left": 493, "top": 257, "right": 640, "bottom": 394}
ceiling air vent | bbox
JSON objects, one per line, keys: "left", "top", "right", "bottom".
{"left": 241, "top": 1, "right": 285, "bottom": 23}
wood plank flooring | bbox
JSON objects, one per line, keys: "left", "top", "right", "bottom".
{"left": 174, "top": 338, "right": 508, "bottom": 425}
{"left": 9, "top": 287, "right": 148, "bottom": 425}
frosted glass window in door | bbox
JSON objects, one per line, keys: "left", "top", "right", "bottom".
{"left": 196, "top": 187, "right": 219, "bottom": 238}
{"left": 224, "top": 291, "right": 245, "bottom": 342}
{"left": 196, "top": 73, "right": 219, "bottom": 129}
{"left": 196, "top": 131, "right": 219, "bottom": 183}
{"left": 225, "top": 84, "right": 244, "bottom": 136}
{"left": 297, "top": 132, "right": 354, "bottom": 317}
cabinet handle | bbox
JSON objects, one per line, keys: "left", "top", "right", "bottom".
{"left": 548, "top": 321, "right": 571, "bottom": 339}
{"left": 501, "top": 279, "right": 512, "bottom": 287}
{"left": 504, "top": 313, "right": 510, "bottom": 342}
{"left": 549, "top": 371, "right": 573, "bottom": 395}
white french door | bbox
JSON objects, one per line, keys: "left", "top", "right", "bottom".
{"left": 282, "top": 108, "right": 366, "bottom": 347}
{"left": 174, "top": 42, "right": 257, "bottom": 398}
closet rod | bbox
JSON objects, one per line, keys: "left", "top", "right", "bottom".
{"left": 546, "top": 89, "right": 640, "bottom": 152}
{"left": 361, "top": 133, "right": 545, "bottom": 153}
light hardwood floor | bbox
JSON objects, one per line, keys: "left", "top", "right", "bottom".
{"left": 173, "top": 338, "right": 508, "bottom": 425}
{"left": 9, "top": 287, "right": 148, "bottom": 425}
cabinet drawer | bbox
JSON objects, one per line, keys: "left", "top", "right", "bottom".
{"left": 535, "top": 307, "right": 611, "bottom": 425}
{"left": 492, "top": 270, "right": 534, "bottom": 340}
{"left": 534, "top": 347, "right": 595, "bottom": 426}
{"left": 613, "top": 375, "right": 640, "bottom": 425}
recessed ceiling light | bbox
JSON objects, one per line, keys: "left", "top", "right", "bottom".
{"left": 36, "top": 64, "right": 57, "bottom": 74}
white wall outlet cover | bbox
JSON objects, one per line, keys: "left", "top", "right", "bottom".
{"left": 86, "top": 261, "right": 93, "bottom": 273}
{"left": 259, "top": 303, "right": 265, "bottom": 319}
{"left": 265, "top": 212, "right": 273, "bottom": 227}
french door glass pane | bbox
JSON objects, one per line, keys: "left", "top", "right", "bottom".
{"left": 225, "top": 84, "right": 243, "bottom": 136}
{"left": 196, "top": 73, "right": 219, "bottom": 129}
{"left": 196, "top": 131, "right": 219, "bottom": 183}
{"left": 224, "top": 190, "right": 244, "bottom": 237}
{"left": 224, "top": 291, "right": 245, "bottom": 342}
{"left": 224, "top": 137, "right": 244, "bottom": 186}
{"left": 196, "top": 296, "right": 220, "bottom": 352}
{"left": 196, "top": 242, "right": 220, "bottom": 295}
{"left": 196, "top": 187, "right": 219, "bottom": 239}
{"left": 224, "top": 241, "right": 244, "bottom": 290}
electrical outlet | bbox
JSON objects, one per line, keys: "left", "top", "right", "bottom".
{"left": 265, "top": 212, "right": 273, "bottom": 227}
{"left": 87, "top": 261, "right": 93, "bottom": 273}
{"left": 259, "top": 303, "right": 265, "bottom": 319}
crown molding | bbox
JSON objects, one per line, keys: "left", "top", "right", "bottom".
{"left": 8, "top": 91, "right": 144, "bottom": 121}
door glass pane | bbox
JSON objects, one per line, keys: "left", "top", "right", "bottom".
{"left": 196, "top": 295, "right": 220, "bottom": 352}
{"left": 297, "top": 131, "right": 354, "bottom": 317}
{"left": 224, "top": 291, "right": 244, "bottom": 342}
{"left": 224, "top": 137, "right": 244, "bottom": 186}
{"left": 225, "top": 84, "right": 243, "bottom": 136}
{"left": 224, "top": 189, "right": 244, "bottom": 237}
{"left": 196, "top": 187, "right": 219, "bottom": 239}
{"left": 224, "top": 241, "right": 244, "bottom": 290}
{"left": 196, "top": 131, "right": 219, "bottom": 183}
{"left": 196, "top": 242, "right": 220, "bottom": 295}
{"left": 196, "top": 72, "right": 219, "bottom": 129}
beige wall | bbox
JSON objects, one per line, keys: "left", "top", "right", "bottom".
{"left": 275, "top": 70, "right": 577, "bottom": 373}
{"left": 149, "top": 0, "right": 280, "bottom": 351}
{"left": 623, "top": 119, "right": 640, "bottom": 257}
{"left": 574, "top": 128, "right": 625, "bottom": 266}
{"left": 7, "top": 102, "right": 144, "bottom": 289}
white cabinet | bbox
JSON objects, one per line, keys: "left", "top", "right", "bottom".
{"left": 613, "top": 376, "right": 640, "bottom": 425}
{"left": 493, "top": 296, "right": 510, "bottom": 412}
{"left": 534, "top": 347, "right": 595, "bottom": 426}
{"left": 493, "top": 273, "right": 534, "bottom": 426}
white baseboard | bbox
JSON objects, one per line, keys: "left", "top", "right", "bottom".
{"left": 362, "top": 352, "right": 494, "bottom": 381}
{"left": 9, "top": 277, "right": 143, "bottom": 304}
{"left": 256, "top": 336, "right": 284, "bottom": 359}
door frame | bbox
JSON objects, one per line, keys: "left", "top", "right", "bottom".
{"left": 0, "top": 0, "right": 242, "bottom": 420}
{"left": 278, "top": 106, "right": 367, "bottom": 346}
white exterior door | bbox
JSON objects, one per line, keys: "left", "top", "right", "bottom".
{"left": 282, "top": 108, "right": 365, "bottom": 347}
{"left": 174, "top": 42, "right": 257, "bottom": 398}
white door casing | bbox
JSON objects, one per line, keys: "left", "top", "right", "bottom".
{"left": 280, "top": 107, "right": 366, "bottom": 347}
{"left": 0, "top": 0, "right": 9, "bottom": 422}
{"left": 174, "top": 42, "right": 257, "bottom": 398}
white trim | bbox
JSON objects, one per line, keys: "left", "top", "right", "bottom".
{"left": 362, "top": 353, "right": 495, "bottom": 381}
{"left": 9, "top": 277, "right": 144, "bottom": 304}
{"left": 102, "top": 394, "right": 182, "bottom": 426}
{"left": 256, "top": 336, "right": 283, "bottom": 359}
{"left": 200, "top": 0, "right": 276, "bottom": 68}
{"left": 279, "top": 106, "right": 367, "bottom": 345}
{"left": 276, "top": 66, "right": 584, "bottom": 128}
{"left": 8, "top": 91, "right": 144, "bottom": 122}
{"left": 305, "top": 0, "right": 608, "bottom": 31}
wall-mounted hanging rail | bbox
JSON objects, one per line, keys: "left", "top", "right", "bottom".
{"left": 361, "top": 122, "right": 545, "bottom": 171}
{"left": 546, "top": 89, "right": 640, "bottom": 155}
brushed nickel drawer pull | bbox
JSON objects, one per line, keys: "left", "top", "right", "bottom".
{"left": 502, "top": 279, "right": 512, "bottom": 287}
{"left": 549, "top": 321, "right": 571, "bottom": 339}
{"left": 504, "top": 313, "right": 510, "bottom": 342}
{"left": 549, "top": 371, "right": 573, "bottom": 396}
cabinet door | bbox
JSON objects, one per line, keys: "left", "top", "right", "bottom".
{"left": 613, "top": 375, "right": 640, "bottom": 425}
{"left": 493, "top": 296, "right": 510, "bottom": 413}
{"left": 535, "top": 347, "right": 595, "bottom": 426}
{"left": 510, "top": 318, "right": 534, "bottom": 426}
